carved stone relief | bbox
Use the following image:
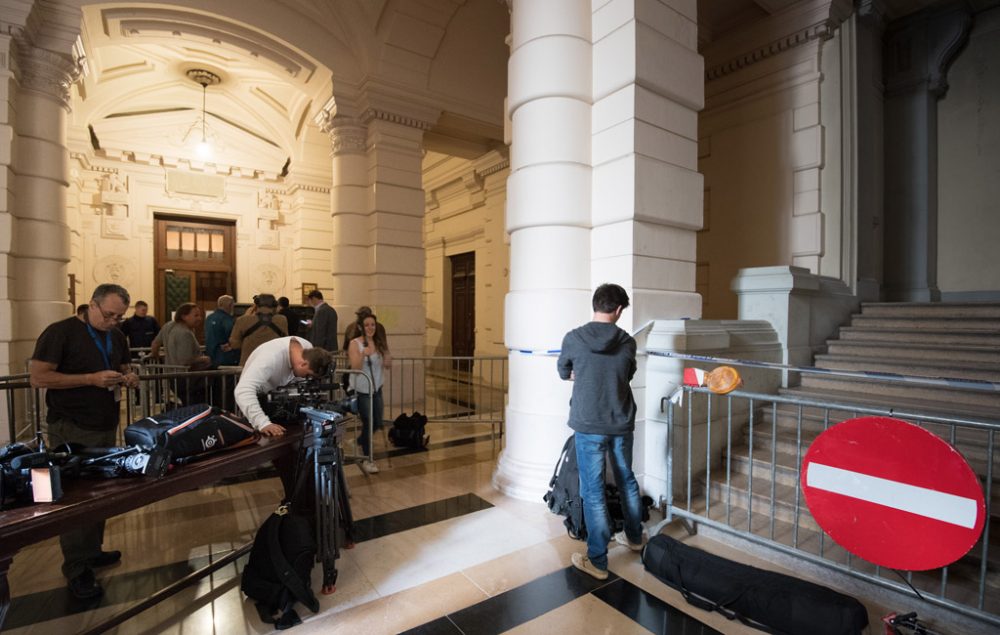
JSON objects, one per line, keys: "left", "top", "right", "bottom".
{"left": 255, "top": 264, "right": 284, "bottom": 292}
{"left": 93, "top": 255, "right": 136, "bottom": 287}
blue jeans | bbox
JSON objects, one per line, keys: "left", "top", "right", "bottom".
{"left": 357, "top": 388, "right": 384, "bottom": 457}
{"left": 575, "top": 431, "right": 643, "bottom": 571}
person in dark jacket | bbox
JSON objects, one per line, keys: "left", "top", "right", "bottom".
{"left": 119, "top": 300, "right": 160, "bottom": 352}
{"left": 306, "top": 289, "right": 338, "bottom": 352}
{"left": 557, "top": 283, "right": 645, "bottom": 580}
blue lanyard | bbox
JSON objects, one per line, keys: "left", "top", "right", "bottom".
{"left": 86, "top": 322, "right": 113, "bottom": 370}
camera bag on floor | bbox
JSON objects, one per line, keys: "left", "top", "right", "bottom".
{"left": 124, "top": 404, "right": 258, "bottom": 462}
{"left": 544, "top": 436, "right": 653, "bottom": 541}
{"left": 241, "top": 503, "right": 319, "bottom": 630}
{"left": 642, "top": 534, "right": 869, "bottom": 635}
{"left": 388, "top": 411, "right": 429, "bottom": 450}
{"left": 543, "top": 435, "right": 586, "bottom": 539}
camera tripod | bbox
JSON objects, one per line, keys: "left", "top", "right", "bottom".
{"left": 299, "top": 407, "right": 355, "bottom": 594}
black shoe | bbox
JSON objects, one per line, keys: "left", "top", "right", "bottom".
{"left": 68, "top": 569, "right": 103, "bottom": 600}
{"left": 90, "top": 550, "right": 122, "bottom": 568}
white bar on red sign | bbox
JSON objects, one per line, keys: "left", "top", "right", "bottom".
{"left": 806, "top": 463, "right": 979, "bottom": 529}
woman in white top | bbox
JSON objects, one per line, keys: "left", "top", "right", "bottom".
{"left": 348, "top": 313, "right": 391, "bottom": 473}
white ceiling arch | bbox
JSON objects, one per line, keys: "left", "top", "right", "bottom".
{"left": 73, "top": 2, "right": 354, "bottom": 174}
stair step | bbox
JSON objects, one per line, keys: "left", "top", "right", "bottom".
{"left": 839, "top": 327, "right": 1000, "bottom": 346}
{"left": 799, "top": 375, "right": 1000, "bottom": 410}
{"left": 849, "top": 315, "right": 998, "bottom": 330}
{"left": 777, "top": 386, "right": 1000, "bottom": 422}
{"left": 813, "top": 354, "right": 1000, "bottom": 383}
{"left": 825, "top": 340, "right": 1000, "bottom": 364}
{"left": 860, "top": 302, "right": 1000, "bottom": 319}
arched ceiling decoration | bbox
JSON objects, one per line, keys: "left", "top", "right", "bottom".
{"left": 73, "top": 4, "right": 343, "bottom": 176}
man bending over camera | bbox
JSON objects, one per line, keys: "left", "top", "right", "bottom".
{"left": 234, "top": 336, "right": 333, "bottom": 437}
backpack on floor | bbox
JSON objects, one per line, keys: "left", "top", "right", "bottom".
{"left": 241, "top": 504, "right": 320, "bottom": 630}
{"left": 544, "top": 436, "right": 654, "bottom": 541}
{"left": 388, "top": 412, "right": 429, "bottom": 450}
{"left": 543, "top": 435, "right": 587, "bottom": 540}
{"left": 642, "top": 534, "right": 869, "bottom": 635}
{"left": 124, "top": 404, "right": 258, "bottom": 461}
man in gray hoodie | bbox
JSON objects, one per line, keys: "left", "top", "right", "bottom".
{"left": 557, "top": 283, "right": 645, "bottom": 580}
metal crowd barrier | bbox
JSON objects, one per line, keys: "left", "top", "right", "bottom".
{"left": 382, "top": 355, "right": 507, "bottom": 447}
{"left": 3, "top": 354, "right": 509, "bottom": 459}
{"left": 660, "top": 382, "right": 999, "bottom": 630}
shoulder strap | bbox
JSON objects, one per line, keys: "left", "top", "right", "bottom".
{"left": 549, "top": 435, "right": 574, "bottom": 486}
{"left": 242, "top": 319, "right": 265, "bottom": 338}
{"left": 266, "top": 321, "right": 283, "bottom": 337}
{"left": 265, "top": 513, "right": 316, "bottom": 610}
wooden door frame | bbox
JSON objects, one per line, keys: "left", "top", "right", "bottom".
{"left": 153, "top": 214, "right": 236, "bottom": 325}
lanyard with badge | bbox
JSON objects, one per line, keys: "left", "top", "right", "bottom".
{"left": 87, "top": 322, "right": 122, "bottom": 402}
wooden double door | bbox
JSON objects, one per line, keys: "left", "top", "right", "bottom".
{"left": 154, "top": 215, "right": 236, "bottom": 340}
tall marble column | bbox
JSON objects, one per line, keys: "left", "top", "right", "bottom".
{"left": 321, "top": 106, "right": 369, "bottom": 327}
{"left": 323, "top": 93, "right": 434, "bottom": 359}
{"left": 494, "top": 0, "right": 705, "bottom": 502}
{"left": 883, "top": 4, "right": 971, "bottom": 302}
{"left": 493, "top": 0, "right": 594, "bottom": 500}
{"left": 8, "top": 40, "right": 80, "bottom": 371}
{"left": 361, "top": 110, "right": 432, "bottom": 357}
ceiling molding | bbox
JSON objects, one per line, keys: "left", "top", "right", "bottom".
{"left": 100, "top": 7, "right": 317, "bottom": 82}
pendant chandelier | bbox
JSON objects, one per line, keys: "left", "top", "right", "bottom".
{"left": 185, "top": 69, "right": 221, "bottom": 160}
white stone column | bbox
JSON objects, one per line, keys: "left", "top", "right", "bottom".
{"left": 8, "top": 41, "right": 79, "bottom": 370}
{"left": 493, "top": 0, "right": 594, "bottom": 501}
{"left": 494, "top": 0, "right": 706, "bottom": 502}
{"left": 287, "top": 180, "right": 333, "bottom": 299}
{"left": 323, "top": 109, "right": 369, "bottom": 325}
{"left": 324, "top": 93, "right": 434, "bottom": 359}
{"left": 362, "top": 112, "right": 430, "bottom": 358}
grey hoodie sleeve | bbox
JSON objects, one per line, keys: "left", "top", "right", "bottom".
{"left": 557, "top": 333, "right": 573, "bottom": 380}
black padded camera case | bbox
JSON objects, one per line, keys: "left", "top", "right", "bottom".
{"left": 642, "top": 534, "right": 868, "bottom": 635}
{"left": 125, "top": 404, "right": 258, "bottom": 460}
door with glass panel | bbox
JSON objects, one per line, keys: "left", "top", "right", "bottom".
{"left": 154, "top": 216, "right": 236, "bottom": 341}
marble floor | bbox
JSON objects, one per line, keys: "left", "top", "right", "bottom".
{"left": 4, "top": 422, "right": 892, "bottom": 635}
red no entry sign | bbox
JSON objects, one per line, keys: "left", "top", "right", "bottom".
{"left": 801, "top": 416, "right": 986, "bottom": 571}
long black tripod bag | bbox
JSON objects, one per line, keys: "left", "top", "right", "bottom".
{"left": 642, "top": 534, "right": 868, "bottom": 635}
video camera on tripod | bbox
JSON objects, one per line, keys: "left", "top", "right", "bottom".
{"left": 259, "top": 372, "right": 358, "bottom": 425}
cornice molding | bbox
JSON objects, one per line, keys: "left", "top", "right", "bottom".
{"left": 286, "top": 182, "right": 331, "bottom": 195}
{"left": 361, "top": 107, "right": 434, "bottom": 131}
{"left": 706, "top": 19, "right": 835, "bottom": 81}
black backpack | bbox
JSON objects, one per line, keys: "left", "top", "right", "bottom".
{"left": 241, "top": 505, "right": 319, "bottom": 629}
{"left": 543, "top": 435, "right": 587, "bottom": 540}
{"left": 543, "top": 436, "right": 653, "bottom": 541}
{"left": 388, "top": 412, "right": 429, "bottom": 450}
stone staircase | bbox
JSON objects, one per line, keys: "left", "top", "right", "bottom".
{"left": 698, "top": 302, "right": 1000, "bottom": 625}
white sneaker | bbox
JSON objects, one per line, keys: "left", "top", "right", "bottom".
{"left": 613, "top": 530, "right": 645, "bottom": 552}
{"left": 360, "top": 460, "right": 380, "bottom": 474}
{"left": 571, "top": 552, "right": 608, "bottom": 580}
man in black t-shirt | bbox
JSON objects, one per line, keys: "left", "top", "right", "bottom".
{"left": 30, "top": 283, "right": 139, "bottom": 600}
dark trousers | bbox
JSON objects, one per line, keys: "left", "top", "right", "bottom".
{"left": 47, "top": 418, "right": 117, "bottom": 580}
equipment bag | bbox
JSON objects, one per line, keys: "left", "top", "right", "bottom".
{"left": 543, "top": 436, "right": 654, "bottom": 541}
{"left": 125, "top": 404, "right": 258, "bottom": 461}
{"left": 241, "top": 505, "right": 320, "bottom": 629}
{"left": 388, "top": 412, "right": 429, "bottom": 450}
{"left": 642, "top": 534, "right": 869, "bottom": 635}
{"left": 543, "top": 435, "right": 586, "bottom": 540}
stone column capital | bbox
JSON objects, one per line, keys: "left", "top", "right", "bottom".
{"left": 884, "top": 3, "right": 972, "bottom": 98}
{"left": 13, "top": 39, "right": 82, "bottom": 108}
{"left": 315, "top": 93, "right": 369, "bottom": 156}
